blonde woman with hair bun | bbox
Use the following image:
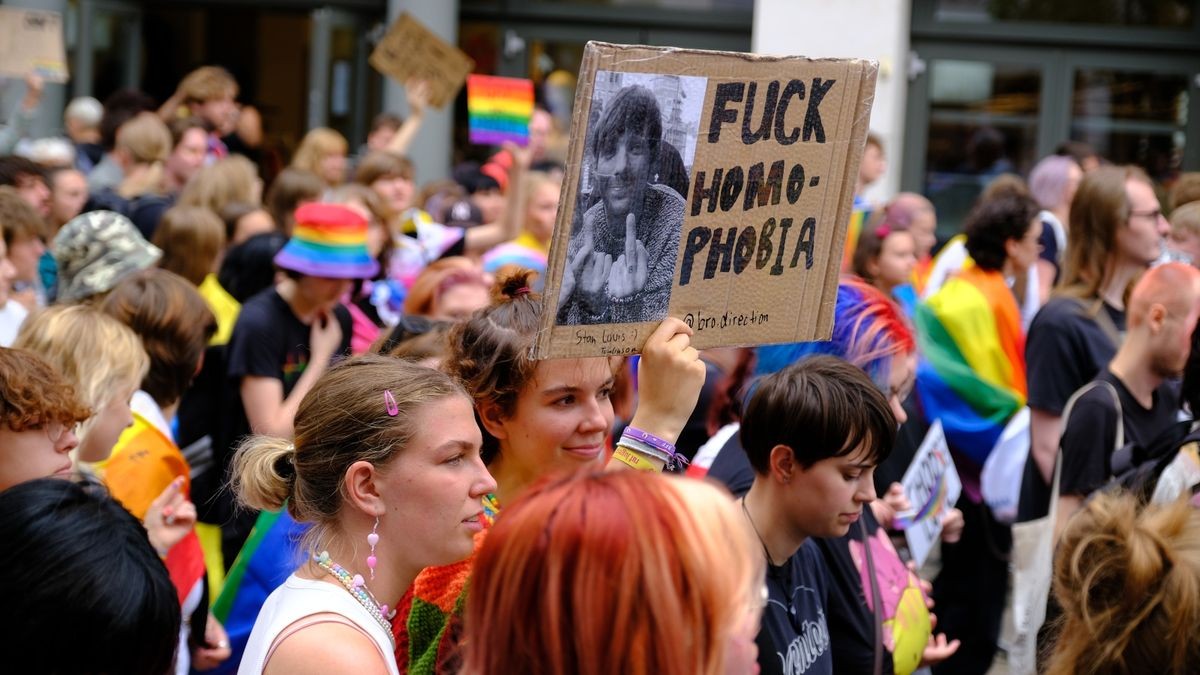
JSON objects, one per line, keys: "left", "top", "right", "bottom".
{"left": 233, "top": 355, "right": 496, "bottom": 675}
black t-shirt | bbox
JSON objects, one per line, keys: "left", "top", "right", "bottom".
{"left": 813, "top": 508, "right": 897, "bottom": 675}
{"left": 1026, "top": 297, "right": 1125, "bottom": 415}
{"left": 758, "top": 539, "right": 834, "bottom": 675}
{"left": 1060, "top": 369, "right": 1181, "bottom": 497}
{"left": 1037, "top": 216, "right": 1060, "bottom": 284}
{"left": 706, "top": 426, "right": 755, "bottom": 497}
{"left": 212, "top": 288, "right": 351, "bottom": 537}
{"left": 226, "top": 288, "right": 352, "bottom": 397}
{"left": 1018, "top": 296, "right": 1125, "bottom": 521}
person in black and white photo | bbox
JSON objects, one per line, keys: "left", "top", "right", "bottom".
{"left": 557, "top": 77, "right": 698, "bottom": 325}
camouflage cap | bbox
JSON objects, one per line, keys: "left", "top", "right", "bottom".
{"left": 54, "top": 210, "right": 163, "bottom": 303}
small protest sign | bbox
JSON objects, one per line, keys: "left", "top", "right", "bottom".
{"left": 895, "top": 421, "right": 962, "bottom": 568}
{"left": 369, "top": 12, "right": 474, "bottom": 109}
{"left": 533, "top": 41, "right": 877, "bottom": 359}
{"left": 0, "top": 7, "right": 68, "bottom": 83}
{"left": 467, "top": 75, "right": 534, "bottom": 146}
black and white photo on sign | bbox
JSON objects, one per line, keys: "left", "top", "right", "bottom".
{"left": 556, "top": 71, "right": 707, "bottom": 326}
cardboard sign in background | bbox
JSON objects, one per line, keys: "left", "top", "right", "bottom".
{"left": 534, "top": 42, "right": 877, "bottom": 359}
{"left": 369, "top": 12, "right": 474, "bottom": 109}
{"left": 0, "top": 8, "right": 68, "bottom": 83}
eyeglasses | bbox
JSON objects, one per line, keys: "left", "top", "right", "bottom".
{"left": 44, "top": 421, "right": 69, "bottom": 444}
{"left": 1130, "top": 208, "right": 1165, "bottom": 221}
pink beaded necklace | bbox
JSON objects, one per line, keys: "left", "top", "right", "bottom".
{"left": 313, "top": 551, "right": 396, "bottom": 645}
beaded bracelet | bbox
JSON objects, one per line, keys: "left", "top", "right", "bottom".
{"left": 624, "top": 427, "right": 677, "bottom": 457}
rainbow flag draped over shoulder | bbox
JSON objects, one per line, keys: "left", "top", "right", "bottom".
{"left": 209, "top": 508, "right": 309, "bottom": 675}
{"left": 467, "top": 75, "right": 534, "bottom": 147}
{"left": 914, "top": 264, "right": 1026, "bottom": 474}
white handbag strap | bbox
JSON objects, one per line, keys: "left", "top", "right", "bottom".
{"left": 1051, "top": 380, "right": 1124, "bottom": 509}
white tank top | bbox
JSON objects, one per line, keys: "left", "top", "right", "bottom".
{"left": 238, "top": 574, "right": 400, "bottom": 675}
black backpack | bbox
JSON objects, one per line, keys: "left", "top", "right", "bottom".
{"left": 1107, "top": 419, "right": 1200, "bottom": 502}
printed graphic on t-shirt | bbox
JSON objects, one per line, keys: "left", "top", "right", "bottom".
{"left": 771, "top": 587, "right": 830, "bottom": 674}
{"left": 281, "top": 351, "right": 308, "bottom": 388}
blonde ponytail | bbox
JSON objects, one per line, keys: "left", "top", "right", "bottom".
{"left": 232, "top": 436, "right": 296, "bottom": 514}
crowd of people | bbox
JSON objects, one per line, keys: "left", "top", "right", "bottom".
{"left": 1, "top": 62, "right": 1200, "bottom": 675}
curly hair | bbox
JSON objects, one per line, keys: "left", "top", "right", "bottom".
{"left": 0, "top": 348, "right": 91, "bottom": 432}
{"left": 963, "top": 192, "right": 1041, "bottom": 271}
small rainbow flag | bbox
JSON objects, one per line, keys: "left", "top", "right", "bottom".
{"left": 467, "top": 74, "right": 534, "bottom": 146}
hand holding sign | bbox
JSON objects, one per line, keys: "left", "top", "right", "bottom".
{"left": 609, "top": 213, "right": 649, "bottom": 298}
{"left": 405, "top": 78, "right": 431, "bottom": 117}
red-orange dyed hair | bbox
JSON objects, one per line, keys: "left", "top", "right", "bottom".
{"left": 463, "top": 470, "right": 762, "bottom": 675}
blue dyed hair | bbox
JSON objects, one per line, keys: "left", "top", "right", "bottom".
{"left": 754, "top": 276, "right": 915, "bottom": 393}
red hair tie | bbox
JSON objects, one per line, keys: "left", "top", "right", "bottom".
{"left": 514, "top": 287, "right": 532, "bottom": 296}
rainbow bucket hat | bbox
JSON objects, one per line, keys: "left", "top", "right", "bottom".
{"left": 274, "top": 203, "right": 380, "bottom": 279}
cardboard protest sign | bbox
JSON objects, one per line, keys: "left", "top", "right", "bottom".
{"left": 533, "top": 41, "right": 876, "bottom": 359}
{"left": 369, "top": 12, "right": 474, "bottom": 109}
{"left": 0, "top": 7, "right": 68, "bottom": 83}
{"left": 895, "top": 421, "right": 962, "bottom": 568}
{"left": 467, "top": 75, "right": 534, "bottom": 146}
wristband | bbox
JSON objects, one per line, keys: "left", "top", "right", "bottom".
{"left": 623, "top": 427, "right": 677, "bottom": 458}
{"left": 617, "top": 436, "right": 671, "bottom": 464}
{"left": 612, "top": 444, "right": 659, "bottom": 471}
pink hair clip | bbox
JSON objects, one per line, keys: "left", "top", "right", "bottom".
{"left": 384, "top": 390, "right": 399, "bottom": 417}
{"left": 875, "top": 224, "right": 892, "bottom": 239}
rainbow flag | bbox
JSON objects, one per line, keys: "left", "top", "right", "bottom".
{"left": 914, "top": 264, "right": 1026, "bottom": 479}
{"left": 841, "top": 202, "right": 872, "bottom": 272}
{"left": 467, "top": 75, "right": 534, "bottom": 146}
{"left": 209, "top": 508, "right": 309, "bottom": 674}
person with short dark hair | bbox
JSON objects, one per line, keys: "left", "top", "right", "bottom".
{"left": 738, "top": 355, "right": 897, "bottom": 675}
{"left": 0, "top": 478, "right": 182, "bottom": 675}
{"left": 165, "top": 116, "right": 209, "bottom": 194}
{"left": 558, "top": 85, "right": 685, "bottom": 325}
{"left": 0, "top": 155, "right": 50, "bottom": 220}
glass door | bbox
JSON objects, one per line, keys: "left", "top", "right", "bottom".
{"left": 308, "top": 7, "right": 380, "bottom": 147}
{"left": 903, "top": 44, "right": 1052, "bottom": 236}
{"left": 904, "top": 41, "right": 1200, "bottom": 234}
{"left": 1064, "top": 51, "right": 1199, "bottom": 198}
{"left": 70, "top": 0, "right": 143, "bottom": 99}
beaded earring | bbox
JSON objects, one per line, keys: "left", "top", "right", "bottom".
{"left": 367, "top": 517, "right": 380, "bottom": 580}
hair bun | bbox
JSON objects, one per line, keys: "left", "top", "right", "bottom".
{"left": 274, "top": 444, "right": 297, "bottom": 483}
{"left": 492, "top": 267, "right": 540, "bottom": 304}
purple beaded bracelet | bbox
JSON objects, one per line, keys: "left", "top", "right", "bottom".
{"left": 623, "top": 426, "right": 677, "bottom": 458}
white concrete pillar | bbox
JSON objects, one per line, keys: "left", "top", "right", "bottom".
{"left": 383, "top": 0, "right": 459, "bottom": 186}
{"left": 752, "top": 0, "right": 912, "bottom": 205}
